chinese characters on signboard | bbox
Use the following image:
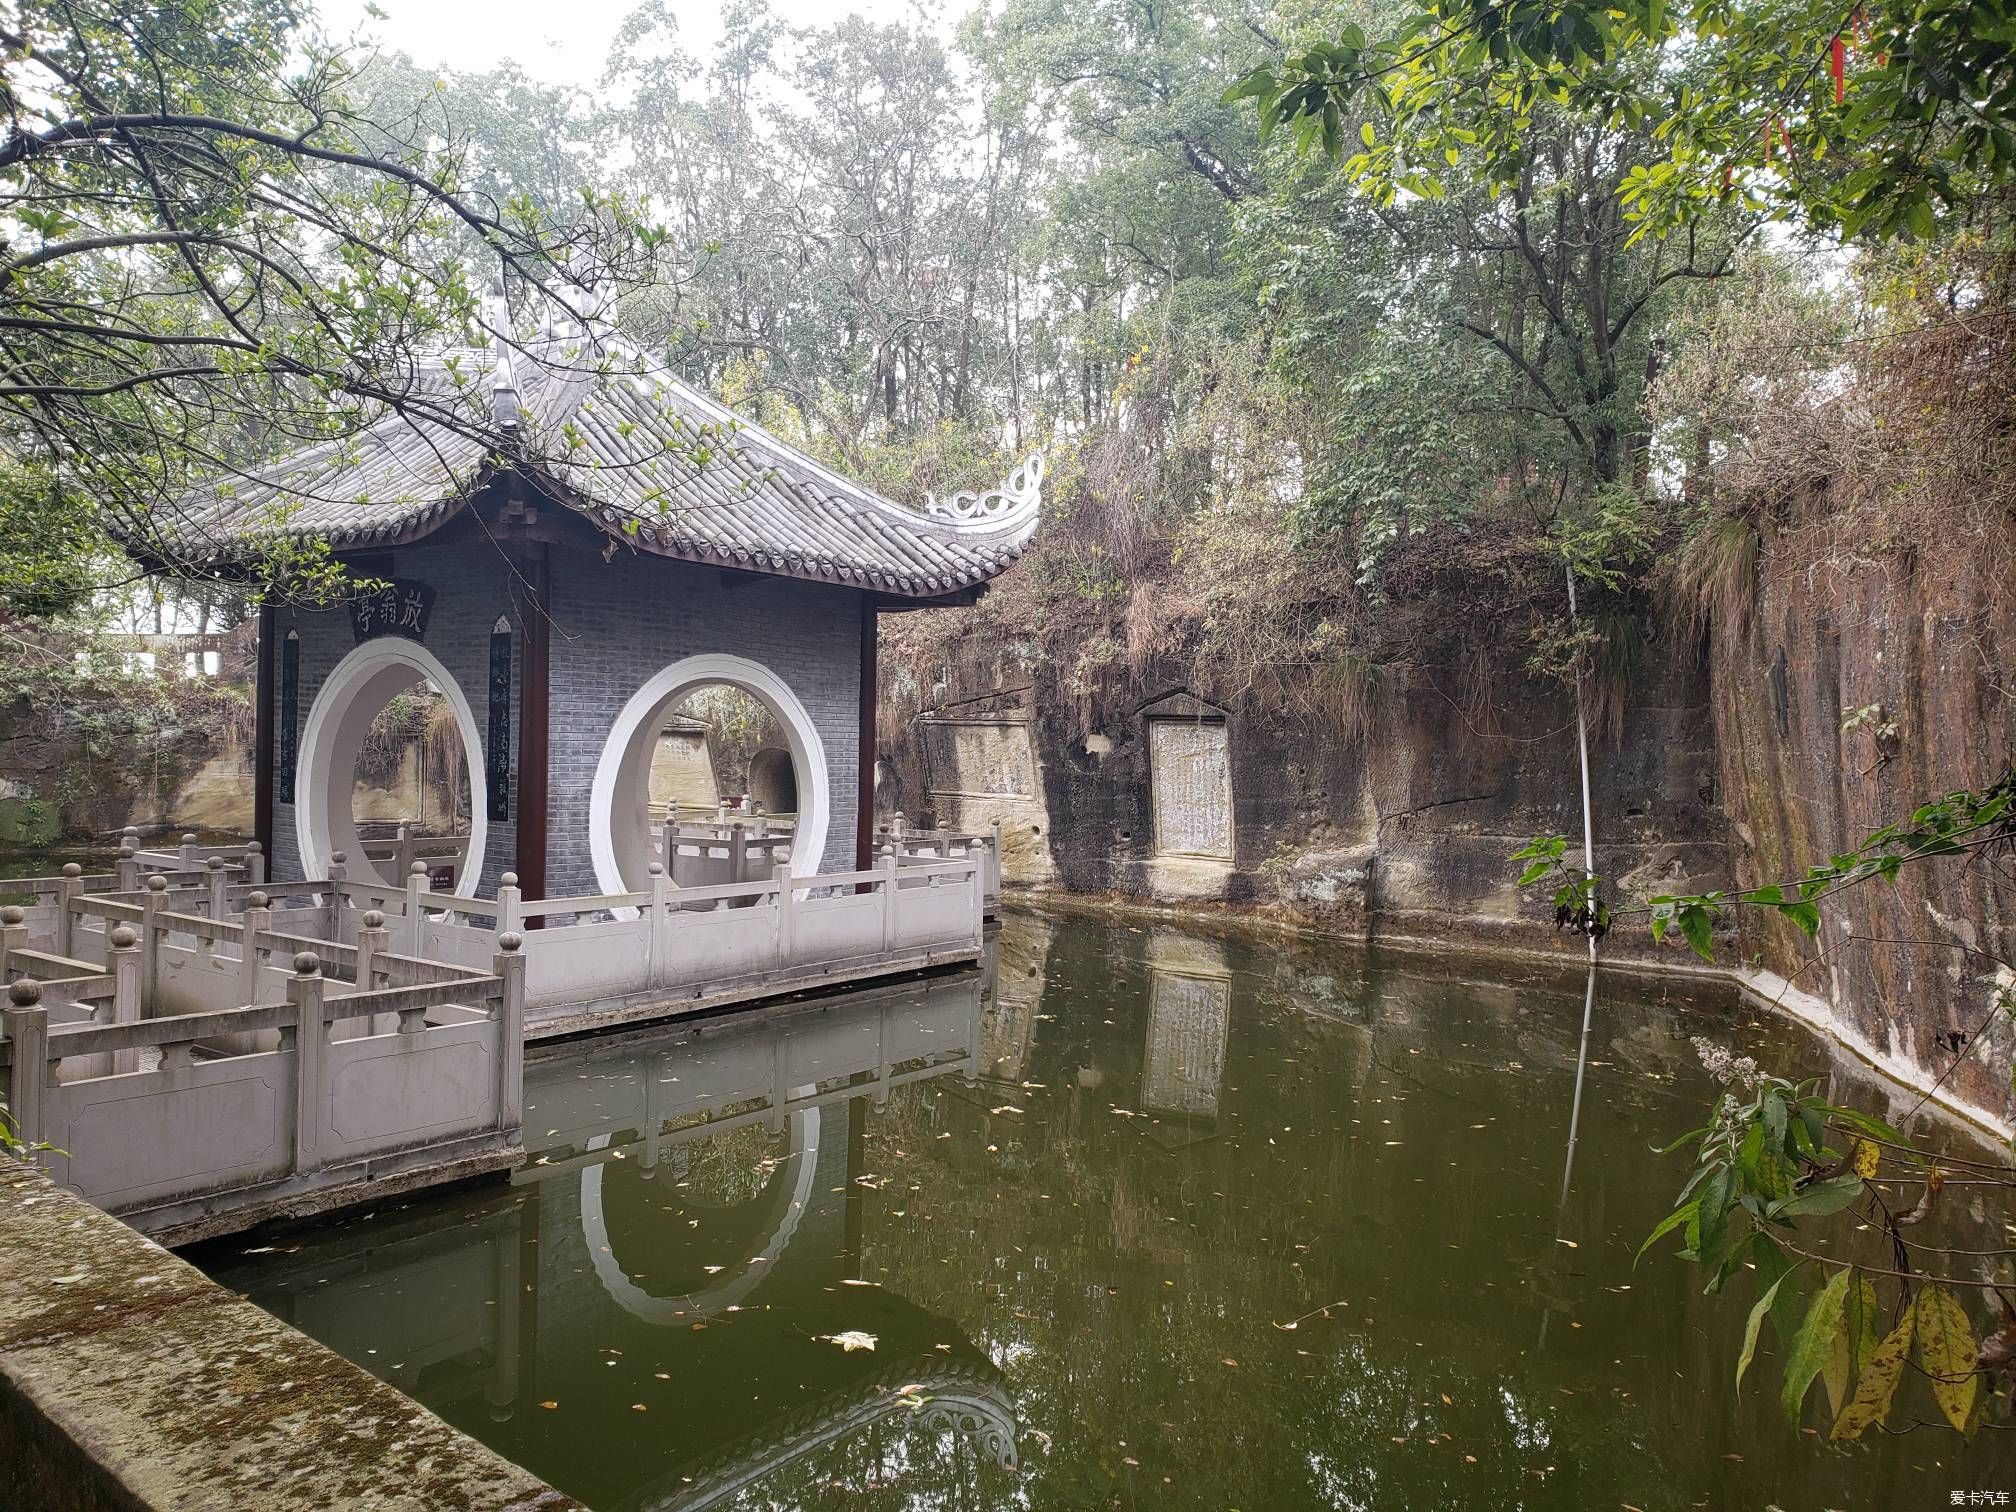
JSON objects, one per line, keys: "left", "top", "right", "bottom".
{"left": 276, "top": 631, "right": 299, "bottom": 803}
{"left": 487, "top": 617, "right": 512, "bottom": 822}
{"left": 348, "top": 580, "right": 435, "bottom": 643}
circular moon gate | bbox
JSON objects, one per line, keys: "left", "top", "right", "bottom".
{"left": 294, "top": 638, "right": 489, "bottom": 896}
{"left": 589, "top": 653, "right": 830, "bottom": 898}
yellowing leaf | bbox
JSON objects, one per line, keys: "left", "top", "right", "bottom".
{"left": 1781, "top": 1268, "right": 1849, "bottom": 1425}
{"left": 1851, "top": 1139, "right": 1880, "bottom": 1179}
{"left": 1915, "top": 1285, "right": 1981, "bottom": 1436}
{"left": 827, "top": 1330, "right": 878, "bottom": 1352}
{"left": 1831, "top": 1308, "right": 1913, "bottom": 1440}
{"left": 1822, "top": 1273, "right": 1879, "bottom": 1418}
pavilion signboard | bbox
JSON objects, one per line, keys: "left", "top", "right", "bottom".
{"left": 348, "top": 580, "right": 434, "bottom": 643}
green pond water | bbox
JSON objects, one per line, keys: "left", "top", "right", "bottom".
{"left": 196, "top": 909, "right": 2016, "bottom": 1510}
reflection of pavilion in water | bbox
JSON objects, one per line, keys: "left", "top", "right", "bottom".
{"left": 210, "top": 970, "right": 1015, "bottom": 1511}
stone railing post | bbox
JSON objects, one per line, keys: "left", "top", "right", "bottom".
{"left": 325, "top": 851, "right": 348, "bottom": 940}
{"left": 245, "top": 839, "right": 265, "bottom": 887}
{"left": 497, "top": 873, "right": 522, "bottom": 937}
{"left": 645, "top": 864, "right": 667, "bottom": 986}
{"left": 773, "top": 863, "right": 794, "bottom": 971}
{"left": 405, "top": 862, "right": 428, "bottom": 955}
{"left": 355, "top": 909, "right": 386, "bottom": 992}
{"left": 205, "top": 855, "right": 228, "bottom": 922}
{"left": 891, "top": 810, "right": 907, "bottom": 842}
{"left": 55, "top": 863, "right": 81, "bottom": 958}
{"left": 879, "top": 848, "right": 899, "bottom": 953}
{"left": 139, "top": 875, "right": 167, "bottom": 1006}
{"left": 238, "top": 892, "right": 270, "bottom": 1007}
{"left": 287, "top": 952, "right": 328, "bottom": 1174}
{"left": 116, "top": 840, "right": 139, "bottom": 892}
{"left": 660, "top": 815, "right": 676, "bottom": 879}
{"left": 0, "top": 905, "right": 26, "bottom": 974}
{"left": 356, "top": 910, "right": 393, "bottom": 1037}
{"left": 178, "top": 833, "right": 199, "bottom": 872}
{"left": 494, "top": 932, "right": 525, "bottom": 1132}
{"left": 729, "top": 821, "right": 748, "bottom": 888}
{"left": 3, "top": 979, "right": 49, "bottom": 1152}
{"left": 109, "top": 925, "right": 142, "bottom": 1076}
{"left": 968, "top": 850, "right": 986, "bottom": 946}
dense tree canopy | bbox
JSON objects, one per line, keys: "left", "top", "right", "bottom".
{"left": 0, "top": 0, "right": 669, "bottom": 612}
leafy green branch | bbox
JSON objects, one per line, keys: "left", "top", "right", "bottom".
{"left": 1512, "top": 769, "right": 2016, "bottom": 961}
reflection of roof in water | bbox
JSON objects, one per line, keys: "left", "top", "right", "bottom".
{"left": 632, "top": 1354, "right": 1018, "bottom": 1512}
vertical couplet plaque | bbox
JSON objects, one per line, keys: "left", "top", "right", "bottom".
{"left": 276, "top": 629, "right": 300, "bottom": 803}
{"left": 487, "top": 616, "right": 513, "bottom": 822}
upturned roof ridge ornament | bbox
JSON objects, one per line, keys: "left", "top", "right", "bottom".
{"left": 485, "top": 290, "right": 520, "bottom": 432}
{"left": 923, "top": 450, "right": 1045, "bottom": 528}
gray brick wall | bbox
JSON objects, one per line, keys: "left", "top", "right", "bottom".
{"left": 266, "top": 541, "right": 862, "bottom": 899}
{"left": 268, "top": 541, "right": 522, "bottom": 893}
{"left": 545, "top": 551, "right": 862, "bottom": 893}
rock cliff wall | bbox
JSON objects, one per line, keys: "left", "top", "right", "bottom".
{"left": 1708, "top": 492, "right": 2016, "bottom": 1129}
{"left": 881, "top": 507, "right": 2014, "bottom": 1126}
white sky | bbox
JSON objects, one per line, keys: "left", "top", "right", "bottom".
{"left": 317, "top": 0, "right": 931, "bottom": 87}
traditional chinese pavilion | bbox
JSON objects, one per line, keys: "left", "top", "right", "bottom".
{"left": 155, "top": 330, "right": 1043, "bottom": 903}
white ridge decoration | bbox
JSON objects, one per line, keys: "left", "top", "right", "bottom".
{"left": 924, "top": 450, "right": 1045, "bottom": 527}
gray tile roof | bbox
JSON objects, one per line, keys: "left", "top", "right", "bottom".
{"left": 157, "top": 342, "right": 1043, "bottom": 599}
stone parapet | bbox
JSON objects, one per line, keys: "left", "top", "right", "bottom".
{"left": 0, "top": 1155, "right": 576, "bottom": 1511}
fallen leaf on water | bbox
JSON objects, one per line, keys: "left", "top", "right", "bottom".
{"left": 539, "top": 1400, "right": 559, "bottom": 1410}
{"left": 1556, "top": 1239, "right": 1578, "bottom": 1248}
{"left": 631, "top": 1403, "right": 647, "bottom": 1412}
{"left": 1221, "top": 1358, "right": 1239, "bottom": 1368}
{"left": 990, "top": 1105, "right": 1024, "bottom": 1115}
{"left": 827, "top": 1331, "right": 878, "bottom": 1352}
{"left": 1441, "top": 1394, "right": 1453, "bottom": 1405}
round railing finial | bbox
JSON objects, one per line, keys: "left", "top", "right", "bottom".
{"left": 7, "top": 977, "right": 43, "bottom": 1008}
{"left": 498, "top": 931, "right": 523, "bottom": 953}
{"left": 500, "top": 872, "right": 518, "bottom": 888}
{"left": 0, "top": 906, "right": 22, "bottom": 926}
{"left": 62, "top": 862, "right": 82, "bottom": 879}
{"left": 109, "top": 925, "right": 137, "bottom": 949}
{"left": 246, "top": 891, "right": 268, "bottom": 910}
{"left": 362, "top": 910, "right": 385, "bottom": 930}
{"left": 293, "top": 951, "right": 320, "bottom": 976}
{"left": 145, "top": 874, "right": 168, "bottom": 893}
{"left": 410, "top": 861, "right": 429, "bottom": 878}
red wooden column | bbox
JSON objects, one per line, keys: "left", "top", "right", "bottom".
{"left": 253, "top": 603, "right": 276, "bottom": 860}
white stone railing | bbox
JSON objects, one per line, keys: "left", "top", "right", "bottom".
{"left": 877, "top": 815, "right": 1004, "bottom": 912}
{"left": 308, "top": 850, "right": 987, "bottom": 1027}
{"left": 356, "top": 822, "right": 471, "bottom": 885}
{"left": 7, "top": 833, "right": 989, "bottom": 1046}
{"left": 0, "top": 933, "right": 524, "bottom": 1239}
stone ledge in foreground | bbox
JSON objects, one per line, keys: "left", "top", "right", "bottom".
{"left": 0, "top": 1154, "right": 576, "bottom": 1512}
